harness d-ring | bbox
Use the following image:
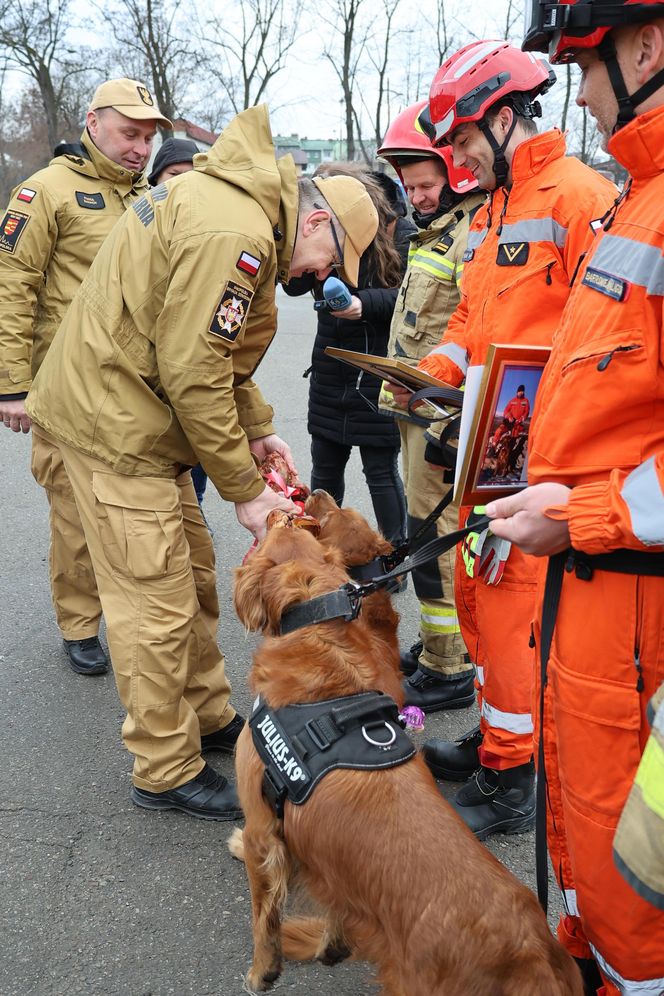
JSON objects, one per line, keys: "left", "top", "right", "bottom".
{"left": 361, "top": 723, "right": 397, "bottom": 748}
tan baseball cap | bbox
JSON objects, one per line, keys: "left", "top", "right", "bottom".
{"left": 88, "top": 78, "right": 172, "bottom": 129}
{"left": 312, "top": 175, "right": 379, "bottom": 287}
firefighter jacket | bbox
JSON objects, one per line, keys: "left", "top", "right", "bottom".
{"left": 419, "top": 130, "right": 617, "bottom": 387}
{"left": 528, "top": 107, "right": 664, "bottom": 556}
{"left": 0, "top": 131, "right": 148, "bottom": 398}
{"left": 503, "top": 395, "right": 530, "bottom": 422}
{"left": 379, "top": 192, "right": 485, "bottom": 418}
{"left": 27, "top": 104, "right": 297, "bottom": 504}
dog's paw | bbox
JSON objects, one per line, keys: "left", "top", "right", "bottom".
{"left": 320, "top": 941, "right": 351, "bottom": 966}
{"left": 242, "top": 966, "right": 281, "bottom": 993}
{"left": 228, "top": 827, "right": 246, "bottom": 862}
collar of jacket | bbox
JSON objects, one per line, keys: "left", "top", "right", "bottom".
{"left": 51, "top": 129, "right": 145, "bottom": 194}
{"left": 609, "top": 103, "right": 664, "bottom": 180}
{"left": 412, "top": 192, "right": 485, "bottom": 244}
{"left": 509, "top": 128, "right": 567, "bottom": 185}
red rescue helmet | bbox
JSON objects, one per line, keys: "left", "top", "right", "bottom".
{"left": 523, "top": 0, "right": 664, "bottom": 127}
{"left": 377, "top": 100, "right": 478, "bottom": 194}
{"left": 427, "top": 41, "right": 555, "bottom": 147}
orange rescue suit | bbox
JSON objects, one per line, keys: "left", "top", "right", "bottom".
{"left": 420, "top": 130, "right": 616, "bottom": 771}
{"left": 528, "top": 106, "right": 664, "bottom": 994}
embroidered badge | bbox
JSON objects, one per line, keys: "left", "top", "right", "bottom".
{"left": 432, "top": 235, "right": 454, "bottom": 256}
{"left": 0, "top": 210, "right": 29, "bottom": 254}
{"left": 17, "top": 187, "right": 37, "bottom": 204}
{"left": 136, "top": 85, "right": 154, "bottom": 106}
{"left": 497, "top": 242, "right": 530, "bottom": 266}
{"left": 582, "top": 266, "right": 630, "bottom": 302}
{"left": 462, "top": 248, "right": 475, "bottom": 263}
{"left": 76, "top": 191, "right": 105, "bottom": 210}
{"left": 209, "top": 281, "right": 254, "bottom": 341}
{"left": 237, "top": 251, "right": 262, "bottom": 277}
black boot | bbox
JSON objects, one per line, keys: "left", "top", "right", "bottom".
{"left": 201, "top": 713, "right": 246, "bottom": 754}
{"left": 402, "top": 664, "right": 475, "bottom": 713}
{"left": 452, "top": 760, "right": 535, "bottom": 840}
{"left": 63, "top": 637, "right": 109, "bottom": 675}
{"left": 131, "top": 763, "right": 243, "bottom": 821}
{"left": 423, "top": 725, "right": 482, "bottom": 781}
{"left": 399, "top": 638, "right": 423, "bottom": 676}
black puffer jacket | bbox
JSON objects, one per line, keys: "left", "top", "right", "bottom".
{"left": 284, "top": 215, "right": 415, "bottom": 447}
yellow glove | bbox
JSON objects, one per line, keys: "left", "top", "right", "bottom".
{"left": 461, "top": 506, "right": 487, "bottom": 578}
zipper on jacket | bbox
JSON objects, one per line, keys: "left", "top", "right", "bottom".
{"left": 529, "top": 623, "right": 536, "bottom": 649}
{"left": 596, "top": 344, "right": 639, "bottom": 371}
{"left": 496, "top": 189, "right": 510, "bottom": 237}
{"left": 634, "top": 650, "right": 644, "bottom": 693}
{"left": 545, "top": 262, "right": 555, "bottom": 285}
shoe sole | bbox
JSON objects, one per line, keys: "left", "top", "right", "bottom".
{"left": 200, "top": 742, "right": 237, "bottom": 755}
{"left": 474, "top": 813, "right": 536, "bottom": 842}
{"left": 424, "top": 761, "right": 476, "bottom": 782}
{"left": 131, "top": 788, "right": 243, "bottom": 822}
{"left": 67, "top": 660, "right": 108, "bottom": 675}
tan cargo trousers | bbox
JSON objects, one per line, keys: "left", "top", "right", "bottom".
{"left": 399, "top": 419, "right": 468, "bottom": 675}
{"left": 54, "top": 433, "right": 235, "bottom": 791}
{"left": 31, "top": 426, "right": 102, "bottom": 640}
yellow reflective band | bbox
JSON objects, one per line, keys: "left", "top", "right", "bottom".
{"left": 420, "top": 604, "right": 460, "bottom": 635}
{"left": 635, "top": 735, "right": 664, "bottom": 821}
{"left": 408, "top": 248, "right": 456, "bottom": 281}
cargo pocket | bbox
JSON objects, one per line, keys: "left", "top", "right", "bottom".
{"left": 91, "top": 472, "right": 186, "bottom": 580}
{"left": 550, "top": 657, "right": 642, "bottom": 823}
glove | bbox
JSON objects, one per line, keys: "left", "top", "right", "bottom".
{"left": 474, "top": 531, "right": 512, "bottom": 585}
{"left": 461, "top": 507, "right": 488, "bottom": 578}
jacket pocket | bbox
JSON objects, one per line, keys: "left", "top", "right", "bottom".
{"left": 395, "top": 270, "right": 457, "bottom": 348}
{"left": 91, "top": 472, "right": 186, "bottom": 580}
{"left": 550, "top": 657, "right": 642, "bottom": 823}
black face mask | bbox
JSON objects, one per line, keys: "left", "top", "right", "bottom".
{"left": 412, "top": 186, "right": 468, "bottom": 228}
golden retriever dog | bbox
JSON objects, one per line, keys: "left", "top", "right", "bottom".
{"left": 232, "top": 522, "right": 582, "bottom": 996}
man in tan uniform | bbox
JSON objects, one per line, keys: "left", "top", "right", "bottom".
{"left": 377, "top": 101, "right": 485, "bottom": 712}
{"left": 0, "top": 79, "right": 171, "bottom": 675}
{"left": 26, "top": 104, "right": 378, "bottom": 820}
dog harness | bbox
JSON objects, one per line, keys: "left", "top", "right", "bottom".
{"left": 249, "top": 691, "right": 417, "bottom": 818}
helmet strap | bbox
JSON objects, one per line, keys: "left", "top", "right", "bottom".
{"left": 479, "top": 113, "right": 519, "bottom": 188}
{"left": 598, "top": 34, "right": 664, "bottom": 130}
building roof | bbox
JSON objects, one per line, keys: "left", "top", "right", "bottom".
{"left": 172, "top": 119, "right": 219, "bottom": 147}
{"left": 301, "top": 138, "right": 336, "bottom": 151}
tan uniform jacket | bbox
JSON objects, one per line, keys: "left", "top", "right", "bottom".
{"left": 379, "top": 193, "right": 485, "bottom": 419}
{"left": 0, "top": 132, "right": 147, "bottom": 396}
{"left": 27, "top": 105, "right": 298, "bottom": 504}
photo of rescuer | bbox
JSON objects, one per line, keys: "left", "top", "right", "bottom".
{"left": 478, "top": 365, "right": 544, "bottom": 486}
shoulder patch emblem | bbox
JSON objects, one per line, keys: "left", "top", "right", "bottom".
{"left": 497, "top": 242, "right": 530, "bottom": 266}
{"left": 17, "top": 187, "right": 37, "bottom": 204}
{"left": 237, "top": 251, "right": 261, "bottom": 277}
{"left": 432, "top": 235, "right": 454, "bottom": 257}
{"left": 0, "top": 210, "right": 30, "bottom": 254}
{"left": 209, "top": 281, "right": 254, "bottom": 341}
{"left": 137, "top": 85, "right": 154, "bottom": 106}
{"left": 582, "top": 266, "right": 630, "bottom": 302}
{"left": 76, "top": 191, "right": 105, "bottom": 210}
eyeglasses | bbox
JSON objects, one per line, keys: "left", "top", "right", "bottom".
{"left": 329, "top": 220, "right": 345, "bottom": 271}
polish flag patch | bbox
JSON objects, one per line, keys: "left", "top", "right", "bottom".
{"left": 237, "top": 251, "right": 261, "bottom": 277}
{"left": 17, "top": 187, "right": 37, "bottom": 203}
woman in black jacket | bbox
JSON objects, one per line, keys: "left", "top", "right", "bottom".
{"left": 285, "top": 166, "right": 414, "bottom": 547}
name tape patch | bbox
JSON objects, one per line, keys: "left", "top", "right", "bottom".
{"left": 497, "top": 242, "right": 530, "bottom": 266}
{"left": 76, "top": 191, "right": 105, "bottom": 210}
{"left": 209, "top": 280, "right": 254, "bottom": 341}
{"left": 582, "top": 266, "right": 630, "bottom": 302}
{"left": 0, "top": 210, "right": 30, "bottom": 254}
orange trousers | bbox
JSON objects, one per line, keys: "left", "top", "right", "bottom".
{"left": 455, "top": 507, "right": 537, "bottom": 770}
{"left": 535, "top": 564, "right": 664, "bottom": 994}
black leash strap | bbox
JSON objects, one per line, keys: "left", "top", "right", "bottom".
{"left": 536, "top": 550, "right": 568, "bottom": 915}
{"left": 368, "top": 516, "right": 490, "bottom": 589}
{"left": 388, "top": 487, "right": 455, "bottom": 569}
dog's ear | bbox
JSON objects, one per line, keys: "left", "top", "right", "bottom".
{"left": 233, "top": 559, "right": 273, "bottom": 631}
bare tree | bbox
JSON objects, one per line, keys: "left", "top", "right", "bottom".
{"left": 501, "top": 0, "right": 524, "bottom": 40}
{"left": 319, "top": 0, "right": 370, "bottom": 162}
{"left": 98, "top": 0, "right": 197, "bottom": 125}
{"left": 355, "top": 0, "right": 402, "bottom": 156}
{"left": 201, "top": 0, "right": 304, "bottom": 115}
{"left": 560, "top": 64, "right": 573, "bottom": 133}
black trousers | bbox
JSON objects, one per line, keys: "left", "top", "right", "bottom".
{"left": 310, "top": 434, "right": 407, "bottom": 547}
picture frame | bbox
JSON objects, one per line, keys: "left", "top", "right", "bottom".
{"left": 454, "top": 344, "right": 551, "bottom": 506}
{"left": 323, "top": 347, "right": 464, "bottom": 411}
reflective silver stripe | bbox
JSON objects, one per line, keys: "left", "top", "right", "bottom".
{"left": 453, "top": 40, "right": 504, "bottom": 79}
{"left": 621, "top": 457, "right": 664, "bottom": 546}
{"left": 591, "top": 234, "right": 664, "bottom": 296}
{"left": 467, "top": 228, "right": 488, "bottom": 251}
{"left": 476, "top": 665, "right": 485, "bottom": 687}
{"left": 589, "top": 943, "right": 664, "bottom": 995}
{"left": 563, "top": 889, "right": 579, "bottom": 917}
{"left": 429, "top": 341, "right": 468, "bottom": 374}
{"left": 498, "top": 217, "right": 568, "bottom": 248}
{"left": 481, "top": 701, "right": 533, "bottom": 735}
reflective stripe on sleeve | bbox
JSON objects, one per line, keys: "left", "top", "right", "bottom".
{"left": 467, "top": 228, "right": 488, "bottom": 251}
{"left": 635, "top": 735, "right": 664, "bottom": 821}
{"left": 563, "top": 889, "right": 579, "bottom": 917}
{"left": 481, "top": 700, "right": 533, "bottom": 735}
{"left": 498, "top": 217, "right": 568, "bottom": 248}
{"left": 589, "top": 943, "right": 664, "bottom": 995}
{"left": 590, "top": 234, "right": 664, "bottom": 296}
{"left": 408, "top": 246, "right": 456, "bottom": 281}
{"left": 621, "top": 457, "right": 664, "bottom": 545}
{"left": 428, "top": 341, "right": 468, "bottom": 375}
{"left": 420, "top": 603, "right": 460, "bottom": 636}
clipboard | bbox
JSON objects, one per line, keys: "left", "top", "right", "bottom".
{"left": 323, "top": 347, "right": 464, "bottom": 409}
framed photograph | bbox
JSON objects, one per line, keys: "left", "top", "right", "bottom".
{"left": 455, "top": 344, "right": 551, "bottom": 506}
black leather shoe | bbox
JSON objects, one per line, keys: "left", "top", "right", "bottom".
{"left": 452, "top": 760, "right": 535, "bottom": 840}
{"left": 201, "top": 713, "right": 246, "bottom": 754}
{"left": 399, "top": 638, "right": 423, "bottom": 676}
{"left": 131, "top": 763, "right": 243, "bottom": 821}
{"left": 63, "top": 637, "right": 109, "bottom": 675}
{"left": 423, "top": 725, "right": 483, "bottom": 781}
{"left": 402, "top": 665, "right": 475, "bottom": 713}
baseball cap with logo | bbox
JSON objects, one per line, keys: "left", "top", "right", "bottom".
{"left": 88, "top": 78, "right": 172, "bottom": 129}
{"left": 312, "top": 175, "right": 379, "bottom": 287}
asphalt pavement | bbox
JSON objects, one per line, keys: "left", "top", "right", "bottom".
{"left": 0, "top": 288, "right": 562, "bottom": 995}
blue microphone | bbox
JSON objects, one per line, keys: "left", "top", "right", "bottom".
{"left": 314, "top": 275, "right": 353, "bottom": 311}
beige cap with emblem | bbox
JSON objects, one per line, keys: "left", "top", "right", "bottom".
{"left": 88, "top": 78, "right": 173, "bottom": 129}
{"left": 312, "top": 175, "right": 379, "bottom": 287}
